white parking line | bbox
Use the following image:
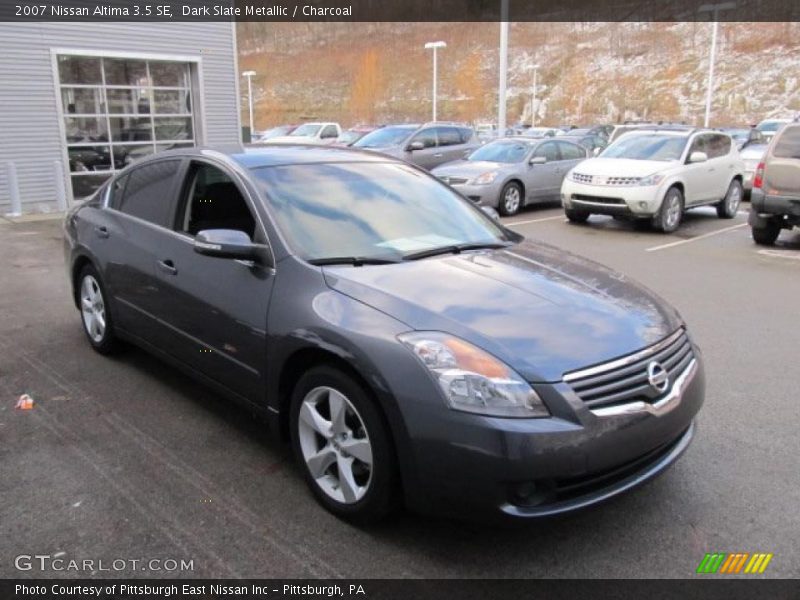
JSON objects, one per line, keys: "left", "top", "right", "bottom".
{"left": 505, "top": 215, "right": 566, "bottom": 226}
{"left": 645, "top": 223, "right": 748, "bottom": 252}
{"left": 758, "top": 249, "right": 800, "bottom": 261}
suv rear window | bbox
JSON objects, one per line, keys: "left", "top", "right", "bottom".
{"left": 773, "top": 126, "right": 800, "bottom": 159}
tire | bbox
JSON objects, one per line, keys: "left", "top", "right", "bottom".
{"left": 498, "top": 182, "right": 523, "bottom": 216}
{"left": 655, "top": 187, "right": 684, "bottom": 233}
{"left": 565, "top": 207, "right": 590, "bottom": 223}
{"left": 717, "top": 179, "right": 743, "bottom": 219}
{"left": 77, "top": 265, "right": 120, "bottom": 354}
{"left": 290, "top": 365, "right": 399, "bottom": 524}
{"left": 752, "top": 219, "right": 781, "bottom": 246}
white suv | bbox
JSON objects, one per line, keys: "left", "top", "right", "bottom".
{"left": 561, "top": 129, "right": 745, "bottom": 232}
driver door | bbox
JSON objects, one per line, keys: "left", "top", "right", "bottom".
{"left": 528, "top": 141, "right": 562, "bottom": 200}
{"left": 404, "top": 127, "right": 440, "bottom": 169}
{"left": 683, "top": 134, "right": 716, "bottom": 205}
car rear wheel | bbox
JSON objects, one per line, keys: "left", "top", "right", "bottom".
{"left": 290, "top": 365, "right": 399, "bottom": 524}
{"left": 717, "top": 179, "right": 742, "bottom": 219}
{"left": 655, "top": 187, "right": 684, "bottom": 233}
{"left": 565, "top": 207, "right": 590, "bottom": 223}
{"left": 752, "top": 219, "right": 781, "bottom": 246}
{"left": 498, "top": 182, "right": 523, "bottom": 216}
{"left": 78, "top": 265, "right": 120, "bottom": 354}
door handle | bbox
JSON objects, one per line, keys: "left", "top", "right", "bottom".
{"left": 94, "top": 226, "right": 109, "bottom": 239}
{"left": 433, "top": 153, "right": 443, "bottom": 158}
{"left": 157, "top": 259, "right": 178, "bottom": 275}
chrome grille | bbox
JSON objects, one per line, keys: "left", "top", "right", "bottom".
{"left": 564, "top": 329, "right": 694, "bottom": 410}
{"left": 572, "top": 172, "right": 593, "bottom": 184}
{"left": 439, "top": 176, "right": 469, "bottom": 185}
{"left": 606, "top": 176, "right": 641, "bottom": 186}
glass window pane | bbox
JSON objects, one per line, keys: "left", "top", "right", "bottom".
{"left": 154, "top": 117, "right": 193, "bottom": 141}
{"left": 68, "top": 145, "right": 112, "bottom": 172}
{"left": 107, "top": 89, "right": 151, "bottom": 114}
{"left": 113, "top": 143, "right": 154, "bottom": 168}
{"left": 156, "top": 142, "right": 193, "bottom": 153}
{"left": 110, "top": 117, "right": 153, "bottom": 142}
{"left": 65, "top": 116, "right": 109, "bottom": 143}
{"left": 104, "top": 58, "right": 148, "bottom": 86}
{"left": 62, "top": 88, "right": 105, "bottom": 114}
{"left": 118, "top": 160, "right": 182, "bottom": 226}
{"left": 71, "top": 173, "right": 112, "bottom": 198}
{"left": 150, "top": 61, "right": 189, "bottom": 87}
{"left": 58, "top": 56, "right": 102, "bottom": 85}
{"left": 153, "top": 89, "right": 191, "bottom": 114}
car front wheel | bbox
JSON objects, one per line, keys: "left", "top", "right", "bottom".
{"left": 565, "top": 207, "right": 590, "bottom": 223}
{"left": 498, "top": 182, "right": 523, "bottom": 216}
{"left": 78, "top": 265, "right": 119, "bottom": 354}
{"left": 290, "top": 365, "right": 399, "bottom": 524}
{"left": 717, "top": 179, "right": 743, "bottom": 219}
{"left": 655, "top": 187, "right": 684, "bottom": 233}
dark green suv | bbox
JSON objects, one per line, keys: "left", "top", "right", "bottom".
{"left": 749, "top": 122, "right": 800, "bottom": 245}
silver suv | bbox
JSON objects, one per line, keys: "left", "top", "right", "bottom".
{"left": 354, "top": 122, "right": 479, "bottom": 170}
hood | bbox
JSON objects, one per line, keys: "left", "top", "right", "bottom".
{"left": 573, "top": 157, "right": 675, "bottom": 178}
{"left": 322, "top": 241, "right": 682, "bottom": 382}
{"left": 432, "top": 160, "right": 513, "bottom": 179}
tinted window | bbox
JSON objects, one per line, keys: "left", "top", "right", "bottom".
{"left": 321, "top": 125, "right": 339, "bottom": 139}
{"left": 533, "top": 142, "right": 560, "bottom": 162}
{"left": 116, "top": 160, "right": 180, "bottom": 226}
{"left": 688, "top": 135, "right": 710, "bottom": 158}
{"left": 458, "top": 128, "right": 474, "bottom": 143}
{"left": 558, "top": 141, "right": 586, "bottom": 160}
{"left": 773, "top": 126, "right": 800, "bottom": 159}
{"left": 177, "top": 163, "right": 256, "bottom": 239}
{"left": 469, "top": 140, "right": 533, "bottom": 163}
{"left": 409, "top": 128, "right": 437, "bottom": 148}
{"left": 108, "top": 173, "right": 130, "bottom": 209}
{"left": 252, "top": 162, "right": 508, "bottom": 262}
{"left": 434, "top": 127, "right": 461, "bottom": 146}
{"left": 353, "top": 126, "right": 417, "bottom": 148}
{"left": 707, "top": 134, "right": 731, "bottom": 159}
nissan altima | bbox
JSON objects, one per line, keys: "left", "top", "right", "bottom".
{"left": 64, "top": 145, "right": 704, "bottom": 523}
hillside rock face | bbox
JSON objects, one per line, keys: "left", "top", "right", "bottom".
{"left": 237, "top": 22, "right": 800, "bottom": 129}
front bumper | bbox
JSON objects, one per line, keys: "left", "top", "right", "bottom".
{"left": 561, "top": 179, "right": 665, "bottom": 217}
{"left": 392, "top": 338, "right": 705, "bottom": 520}
{"left": 448, "top": 182, "right": 500, "bottom": 207}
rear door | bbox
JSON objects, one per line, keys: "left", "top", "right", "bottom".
{"left": 765, "top": 124, "right": 800, "bottom": 199}
{"left": 148, "top": 159, "right": 273, "bottom": 401}
{"left": 434, "top": 126, "right": 469, "bottom": 164}
{"left": 102, "top": 159, "right": 183, "bottom": 346}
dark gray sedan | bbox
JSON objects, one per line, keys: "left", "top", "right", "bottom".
{"left": 432, "top": 138, "right": 588, "bottom": 215}
{"left": 64, "top": 145, "right": 704, "bottom": 523}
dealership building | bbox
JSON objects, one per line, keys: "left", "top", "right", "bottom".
{"left": 0, "top": 23, "right": 242, "bottom": 215}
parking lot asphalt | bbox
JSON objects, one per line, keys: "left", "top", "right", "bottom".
{"left": 1, "top": 205, "right": 799, "bottom": 579}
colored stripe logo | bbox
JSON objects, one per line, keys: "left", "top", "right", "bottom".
{"left": 696, "top": 553, "right": 773, "bottom": 574}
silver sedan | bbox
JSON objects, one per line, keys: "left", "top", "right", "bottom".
{"left": 431, "top": 138, "right": 588, "bottom": 216}
{"left": 740, "top": 143, "right": 768, "bottom": 196}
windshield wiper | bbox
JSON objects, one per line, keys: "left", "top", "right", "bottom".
{"left": 402, "top": 241, "right": 512, "bottom": 261}
{"left": 307, "top": 256, "right": 400, "bottom": 267}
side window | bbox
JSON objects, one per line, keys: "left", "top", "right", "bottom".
{"left": 409, "top": 128, "right": 437, "bottom": 148}
{"left": 177, "top": 163, "right": 256, "bottom": 240}
{"left": 558, "top": 141, "right": 585, "bottom": 160}
{"left": 688, "top": 135, "right": 710, "bottom": 159}
{"left": 108, "top": 173, "right": 130, "bottom": 209}
{"left": 710, "top": 134, "right": 731, "bottom": 158}
{"left": 116, "top": 159, "right": 181, "bottom": 226}
{"left": 533, "top": 142, "right": 560, "bottom": 162}
{"left": 459, "top": 128, "right": 474, "bottom": 143}
{"left": 436, "top": 127, "right": 462, "bottom": 147}
{"left": 320, "top": 125, "right": 338, "bottom": 139}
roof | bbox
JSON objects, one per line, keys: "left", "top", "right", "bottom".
{"left": 234, "top": 144, "right": 399, "bottom": 168}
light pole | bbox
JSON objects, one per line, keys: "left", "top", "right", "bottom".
{"left": 529, "top": 64, "right": 539, "bottom": 127}
{"left": 497, "top": 0, "right": 509, "bottom": 137}
{"left": 698, "top": 3, "right": 735, "bottom": 127}
{"left": 424, "top": 41, "right": 446, "bottom": 121}
{"left": 242, "top": 70, "right": 256, "bottom": 137}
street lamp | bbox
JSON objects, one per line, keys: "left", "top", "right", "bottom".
{"left": 529, "top": 64, "right": 539, "bottom": 127}
{"left": 697, "top": 3, "right": 735, "bottom": 127}
{"left": 242, "top": 70, "right": 256, "bottom": 138}
{"left": 424, "top": 41, "right": 447, "bottom": 121}
{"left": 497, "top": 0, "right": 509, "bottom": 137}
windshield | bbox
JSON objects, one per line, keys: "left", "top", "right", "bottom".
{"left": 773, "top": 126, "right": 800, "bottom": 159}
{"left": 253, "top": 162, "right": 509, "bottom": 262}
{"left": 602, "top": 134, "right": 688, "bottom": 161}
{"left": 290, "top": 124, "right": 322, "bottom": 137}
{"left": 522, "top": 128, "right": 552, "bottom": 137}
{"left": 468, "top": 140, "right": 532, "bottom": 163}
{"left": 724, "top": 129, "right": 749, "bottom": 142}
{"left": 261, "top": 126, "right": 293, "bottom": 139}
{"left": 353, "top": 126, "right": 416, "bottom": 148}
{"left": 337, "top": 131, "right": 363, "bottom": 144}
{"left": 758, "top": 121, "right": 785, "bottom": 133}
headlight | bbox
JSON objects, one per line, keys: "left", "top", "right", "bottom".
{"left": 398, "top": 332, "right": 550, "bottom": 418}
{"left": 638, "top": 173, "right": 665, "bottom": 186}
{"left": 472, "top": 171, "right": 499, "bottom": 185}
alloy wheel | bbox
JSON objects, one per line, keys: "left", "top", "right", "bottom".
{"left": 664, "top": 193, "right": 682, "bottom": 230}
{"left": 80, "top": 275, "right": 106, "bottom": 343}
{"left": 297, "top": 386, "right": 373, "bottom": 504}
{"left": 727, "top": 184, "right": 741, "bottom": 214}
{"left": 503, "top": 186, "right": 521, "bottom": 214}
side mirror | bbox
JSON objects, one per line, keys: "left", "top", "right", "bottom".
{"left": 689, "top": 151, "right": 708, "bottom": 163}
{"left": 592, "top": 147, "right": 601, "bottom": 156}
{"left": 407, "top": 141, "right": 425, "bottom": 152}
{"left": 529, "top": 156, "right": 547, "bottom": 165}
{"left": 480, "top": 206, "right": 501, "bottom": 221}
{"left": 194, "top": 229, "right": 260, "bottom": 261}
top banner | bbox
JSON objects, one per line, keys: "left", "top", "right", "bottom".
{"left": 2, "top": 0, "right": 800, "bottom": 22}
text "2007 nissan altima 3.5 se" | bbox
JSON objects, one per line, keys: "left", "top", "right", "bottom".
{"left": 64, "top": 144, "right": 704, "bottom": 524}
